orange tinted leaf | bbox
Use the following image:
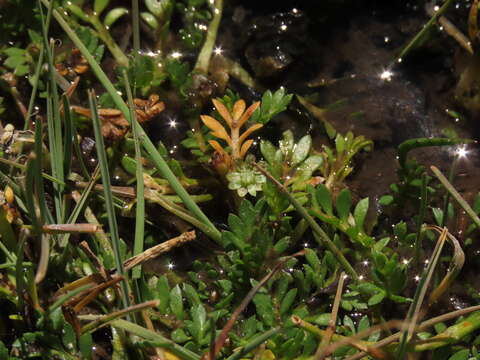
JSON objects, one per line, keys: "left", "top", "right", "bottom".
{"left": 239, "top": 123, "right": 263, "bottom": 144}
{"left": 232, "top": 100, "right": 246, "bottom": 122}
{"left": 240, "top": 139, "right": 254, "bottom": 158}
{"left": 238, "top": 101, "right": 260, "bottom": 128}
{"left": 208, "top": 140, "right": 228, "bottom": 156}
{"left": 212, "top": 99, "right": 233, "bottom": 127}
{"left": 199, "top": 115, "right": 229, "bottom": 141}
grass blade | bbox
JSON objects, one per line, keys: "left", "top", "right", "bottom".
{"left": 88, "top": 90, "right": 130, "bottom": 310}
{"left": 122, "top": 71, "right": 144, "bottom": 280}
{"left": 431, "top": 165, "right": 480, "bottom": 228}
{"left": 81, "top": 300, "right": 159, "bottom": 334}
{"left": 108, "top": 319, "right": 201, "bottom": 360}
{"left": 40, "top": 0, "right": 221, "bottom": 243}
{"left": 396, "top": 227, "right": 448, "bottom": 359}
{"left": 40, "top": 2, "right": 64, "bottom": 221}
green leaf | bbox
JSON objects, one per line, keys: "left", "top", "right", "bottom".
{"left": 432, "top": 207, "right": 444, "bottom": 226}
{"left": 253, "top": 293, "right": 275, "bottom": 327}
{"left": 373, "top": 237, "right": 390, "bottom": 252}
{"left": 141, "top": 12, "right": 159, "bottom": 30}
{"left": 4, "top": 55, "right": 27, "bottom": 69}
{"left": 79, "top": 333, "right": 93, "bottom": 359}
{"left": 94, "top": 0, "right": 110, "bottom": 15}
{"left": 172, "top": 328, "right": 190, "bottom": 343}
{"left": 316, "top": 184, "right": 333, "bottom": 215}
{"left": 343, "top": 315, "right": 356, "bottom": 334}
{"left": 291, "top": 135, "right": 311, "bottom": 166}
{"left": 183, "top": 283, "right": 200, "bottom": 307}
{"left": 280, "top": 288, "right": 297, "bottom": 315}
{"left": 273, "top": 236, "right": 290, "bottom": 254}
{"left": 169, "top": 285, "right": 184, "bottom": 320}
{"left": 358, "top": 316, "right": 370, "bottom": 332}
{"left": 379, "top": 195, "right": 394, "bottom": 206}
{"left": 353, "top": 198, "right": 369, "bottom": 229}
{"left": 393, "top": 221, "right": 407, "bottom": 242}
{"left": 243, "top": 316, "right": 258, "bottom": 339}
{"left": 312, "top": 313, "right": 331, "bottom": 327}
{"left": 448, "top": 349, "right": 470, "bottom": 360}
{"left": 188, "top": 304, "right": 207, "bottom": 342}
{"left": 104, "top": 7, "right": 129, "bottom": 27}
{"left": 368, "top": 291, "right": 386, "bottom": 306}
{"left": 279, "top": 130, "right": 294, "bottom": 157}
{"left": 156, "top": 275, "right": 170, "bottom": 313}
{"left": 305, "top": 248, "right": 321, "bottom": 271}
{"left": 260, "top": 140, "right": 277, "bottom": 165}
{"left": 130, "top": 55, "right": 154, "bottom": 89}
{"left": 335, "top": 133, "right": 345, "bottom": 154}
{"left": 0, "top": 341, "right": 8, "bottom": 359}
{"left": 228, "top": 213, "right": 248, "bottom": 240}
{"left": 3, "top": 47, "right": 26, "bottom": 57}
{"left": 336, "top": 189, "right": 352, "bottom": 220}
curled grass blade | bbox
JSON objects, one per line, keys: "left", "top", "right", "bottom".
{"left": 397, "top": 137, "right": 472, "bottom": 169}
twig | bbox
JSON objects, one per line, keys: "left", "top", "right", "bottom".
{"left": 122, "top": 231, "right": 196, "bottom": 272}
{"left": 254, "top": 163, "right": 359, "bottom": 280}
{"left": 315, "top": 272, "right": 346, "bottom": 359}
{"left": 345, "top": 305, "right": 480, "bottom": 360}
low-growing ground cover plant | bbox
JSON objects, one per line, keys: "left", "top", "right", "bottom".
{"left": 1, "top": 0, "right": 480, "bottom": 359}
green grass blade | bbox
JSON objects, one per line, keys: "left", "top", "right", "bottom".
{"left": 396, "top": 228, "right": 447, "bottom": 359}
{"left": 40, "top": 0, "right": 221, "bottom": 243}
{"left": 33, "top": 115, "right": 53, "bottom": 225}
{"left": 132, "top": 0, "right": 140, "bottom": 59}
{"left": 59, "top": 168, "right": 100, "bottom": 248}
{"left": 110, "top": 319, "right": 201, "bottom": 360}
{"left": 123, "top": 71, "right": 144, "bottom": 280}
{"left": 40, "top": 0, "right": 64, "bottom": 221}
{"left": 88, "top": 90, "right": 130, "bottom": 310}
{"left": 62, "top": 95, "right": 73, "bottom": 178}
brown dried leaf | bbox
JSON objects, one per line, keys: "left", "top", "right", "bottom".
{"left": 212, "top": 99, "right": 233, "bottom": 127}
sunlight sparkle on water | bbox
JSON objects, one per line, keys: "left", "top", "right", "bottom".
{"left": 379, "top": 69, "right": 393, "bottom": 81}
{"left": 170, "top": 51, "right": 182, "bottom": 59}
{"left": 456, "top": 146, "right": 468, "bottom": 159}
{"left": 169, "top": 119, "right": 177, "bottom": 128}
{"left": 213, "top": 46, "right": 223, "bottom": 55}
